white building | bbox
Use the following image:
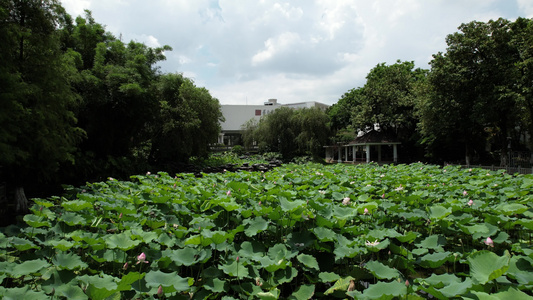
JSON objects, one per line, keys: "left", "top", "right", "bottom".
{"left": 218, "top": 99, "right": 329, "bottom": 146}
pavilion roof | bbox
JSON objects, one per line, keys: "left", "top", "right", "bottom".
{"left": 346, "top": 130, "right": 401, "bottom": 146}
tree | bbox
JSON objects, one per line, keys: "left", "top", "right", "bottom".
{"left": 352, "top": 60, "right": 426, "bottom": 139}
{"left": 0, "top": 0, "right": 84, "bottom": 210}
{"left": 148, "top": 74, "right": 223, "bottom": 165}
{"left": 419, "top": 19, "right": 523, "bottom": 165}
{"left": 512, "top": 17, "right": 533, "bottom": 152}
{"left": 248, "top": 106, "right": 330, "bottom": 160}
{"left": 295, "top": 108, "right": 330, "bottom": 158}
{"left": 327, "top": 88, "right": 363, "bottom": 144}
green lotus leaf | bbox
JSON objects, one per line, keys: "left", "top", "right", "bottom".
{"left": 279, "top": 197, "right": 305, "bottom": 213}
{"left": 9, "top": 237, "right": 40, "bottom": 251}
{"left": 145, "top": 270, "right": 190, "bottom": 292}
{"left": 204, "top": 277, "right": 228, "bottom": 293}
{"left": 270, "top": 266, "right": 298, "bottom": 286}
{"left": 365, "top": 260, "right": 400, "bottom": 280}
{"left": 420, "top": 252, "right": 453, "bottom": 268}
{"left": 297, "top": 254, "right": 319, "bottom": 270}
{"left": 256, "top": 288, "right": 280, "bottom": 300}
{"left": 506, "top": 255, "right": 533, "bottom": 285}
{"left": 496, "top": 203, "right": 528, "bottom": 215}
{"left": 55, "top": 285, "right": 88, "bottom": 300}
{"left": 416, "top": 234, "right": 446, "bottom": 251}
{"left": 184, "top": 234, "right": 203, "bottom": 245}
{"left": 116, "top": 272, "right": 144, "bottom": 292}
{"left": 158, "top": 232, "right": 176, "bottom": 247}
{"left": 324, "top": 276, "right": 354, "bottom": 295}
{"left": 59, "top": 212, "right": 86, "bottom": 226}
{"left": 130, "top": 230, "right": 158, "bottom": 243}
{"left": 41, "top": 269, "right": 77, "bottom": 294}
{"left": 396, "top": 231, "right": 420, "bottom": 243}
{"left": 460, "top": 223, "right": 499, "bottom": 239}
{"left": 289, "top": 284, "right": 315, "bottom": 300}
{"left": 46, "top": 239, "right": 75, "bottom": 251}
{"left": 244, "top": 217, "right": 269, "bottom": 237}
{"left": 438, "top": 278, "right": 472, "bottom": 298}
{"left": 164, "top": 247, "right": 199, "bottom": 266}
{"left": 366, "top": 239, "right": 390, "bottom": 252}
{"left": 420, "top": 273, "right": 461, "bottom": 288}
{"left": 318, "top": 272, "right": 341, "bottom": 283}
{"left": 105, "top": 233, "right": 141, "bottom": 251}
{"left": 0, "top": 286, "right": 49, "bottom": 300}
{"left": 219, "top": 199, "right": 240, "bottom": 211}
{"left": 357, "top": 202, "right": 378, "bottom": 214}
{"left": 23, "top": 214, "right": 51, "bottom": 228}
{"left": 238, "top": 241, "right": 266, "bottom": 261}
{"left": 313, "top": 227, "right": 336, "bottom": 242}
{"left": 515, "top": 219, "right": 533, "bottom": 230}
{"left": 11, "top": 259, "right": 50, "bottom": 277}
{"left": 360, "top": 280, "right": 407, "bottom": 299}
{"left": 367, "top": 228, "right": 401, "bottom": 240}
{"left": 468, "top": 250, "right": 511, "bottom": 284}
{"left": 53, "top": 252, "right": 88, "bottom": 270}
{"left": 492, "top": 287, "right": 533, "bottom": 299}
{"left": 428, "top": 205, "right": 452, "bottom": 220}
{"left": 268, "top": 243, "right": 297, "bottom": 261}
{"left": 61, "top": 200, "right": 92, "bottom": 211}
{"left": 219, "top": 260, "right": 249, "bottom": 279}
{"left": 334, "top": 245, "right": 360, "bottom": 260}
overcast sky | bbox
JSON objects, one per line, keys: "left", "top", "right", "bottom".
{"left": 61, "top": 0, "right": 533, "bottom": 106}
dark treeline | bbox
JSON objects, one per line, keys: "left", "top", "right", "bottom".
{"left": 0, "top": 0, "right": 223, "bottom": 214}
{"left": 328, "top": 17, "right": 533, "bottom": 165}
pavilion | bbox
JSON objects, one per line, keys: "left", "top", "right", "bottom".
{"left": 325, "top": 130, "right": 401, "bottom": 164}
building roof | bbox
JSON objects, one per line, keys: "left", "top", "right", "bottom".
{"left": 346, "top": 130, "right": 401, "bottom": 146}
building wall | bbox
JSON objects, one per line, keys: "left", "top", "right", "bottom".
{"left": 218, "top": 100, "right": 330, "bottom": 145}
{"left": 220, "top": 104, "right": 280, "bottom": 131}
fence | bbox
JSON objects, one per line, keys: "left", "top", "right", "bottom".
{"left": 459, "top": 164, "right": 533, "bottom": 175}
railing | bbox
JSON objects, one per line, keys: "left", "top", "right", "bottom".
{"left": 459, "top": 164, "right": 533, "bottom": 175}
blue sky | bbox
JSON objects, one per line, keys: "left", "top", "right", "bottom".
{"left": 61, "top": 0, "right": 533, "bottom": 105}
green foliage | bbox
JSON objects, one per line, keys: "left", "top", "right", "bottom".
{"left": 0, "top": 0, "right": 85, "bottom": 185}
{"left": 1, "top": 163, "right": 533, "bottom": 298}
{"left": 247, "top": 107, "right": 330, "bottom": 160}
{"left": 419, "top": 18, "right": 531, "bottom": 164}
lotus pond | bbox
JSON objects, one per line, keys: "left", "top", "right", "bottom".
{"left": 1, "top": 163, "right": 533, "bottom": 299}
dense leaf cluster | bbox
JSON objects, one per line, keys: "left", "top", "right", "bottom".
{"left": 329, "top": 18, "right": 533, "bottom": 165}
{"left": 1, "top": 163, "right": 532, "bottom": 298}
{"left": 242, "top": 107, "right": 330, "bottom": 160}
{"left": 0, "top": 1, "right": 223, "bottom": 196}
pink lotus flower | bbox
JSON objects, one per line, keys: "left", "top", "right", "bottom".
{"left": 463, "top": 190, "right": 468, "bottom": 196}
{"left": 157, "top": 285, "right": 164, "bottom": 297}
{"left": 136, "top": 252, "right": 149, "bottom": 264}
{"left": 468, "top": 200, "right": 474, "bottom": 206}
{"left": 226, "top": 190, "right": 231, "bottom": 196}
{"left": 484, "top": 237, "right": 494, "bottom": 247}
{"left": 364, "top": 208, "right": 369, "bottom": 215}
{"left": 342, "top": 197, "right": 350, "bottom": 205}
{"left": 123, "top": 262, "right": 128, "bottom": 270}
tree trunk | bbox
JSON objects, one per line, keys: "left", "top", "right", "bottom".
{"left": 15, "top": 186, "right": 28, "bottom": 213}
{"left": 465, "top": 143, "right": 472, "bottom": 166}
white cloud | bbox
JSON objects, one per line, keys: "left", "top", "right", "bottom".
{"left": 517, "top": 0, "right": 533, "bottom": 17}
{"left": 61, "top": 0, "right": 532, "bottom": 105}
{"left": 61, "top": 0, "right": 91, "bottom": 16}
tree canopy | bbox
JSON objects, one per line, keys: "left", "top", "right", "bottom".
{"left": 0, "top": 2, "right": 224, "bottom": 202}
{"left": 330, "top": 17, "right": 533, "bottom": 165}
